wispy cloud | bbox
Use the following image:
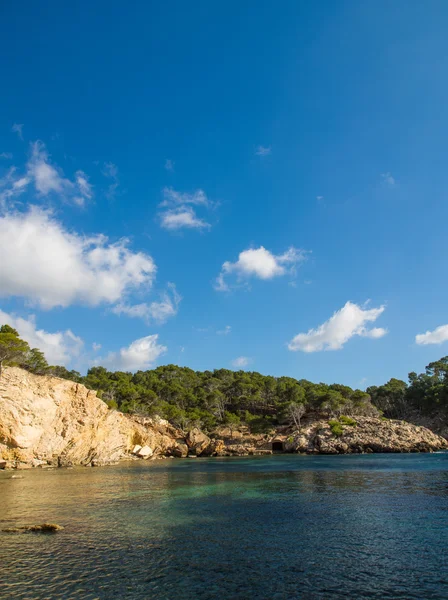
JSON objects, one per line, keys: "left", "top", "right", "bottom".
{"left": 0, "top": 167, "right": 29, "bottom": 209}
{"left": 158, "top": 186, "right": 214, "bottom": 231}
{"left": 112, "top": 283, "right": 181, "bottom": 324}
{"left": 255, "top": 145, "right": 271, "bottom": 157}
{"left": 102, "top": 162, "right": 120, "bottom": 199}
{"left": 381, "top": 172, "right": 395, "bottom": 187}
{"left": 165, "top": 159, "right": 174, "bottom": 172}
{"left": 215, "top": 246, "right": 308, "bottom": 292}
{"left": 12, "top": 123, "right": 24, "bottom": 140}
{"left": 0, "top": 152, "right": 12, "bottom": 159}
{"left": 74, "top": 170, "right": 93, "bottom": 206}
{"left": 0, "top": 141, "right": 94, "bottom": 209}
{"left": 217, "top": 325, "right": 231, "bottom": 335}
{"left": 231, "top": 356, "right": 251, "bottom": 368}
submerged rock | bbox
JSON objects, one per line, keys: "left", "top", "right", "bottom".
{"left": 2, "top": 523, "right": 64, "bottom": 533}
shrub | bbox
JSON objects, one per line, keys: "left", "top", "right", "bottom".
{"left": 329, "top": 419, "right": 343, "bottom": 437}
{"left": 340, "top": 415, "right": 357, "bottom": 426}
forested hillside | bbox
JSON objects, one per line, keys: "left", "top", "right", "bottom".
{"left": 1, "top": 324, "right": 448, "bottom": 433}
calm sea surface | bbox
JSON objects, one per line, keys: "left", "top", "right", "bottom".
{"left": 1, "top": 453, "right": 448, "bottom": 600}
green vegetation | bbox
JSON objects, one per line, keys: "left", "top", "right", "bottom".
{"left": 328, "top": 420, "right": 344, "bottom": 437}
{"left": 2, "top": 323, "right": 448, "bottom": 433}
{"left": 0, "top": 325, "right": 31, "bottom": 377}
{"left": 368, "top": 357, "right": 448, "bottom": 418}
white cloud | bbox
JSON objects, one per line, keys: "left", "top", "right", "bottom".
{"left": 165, "top": 159, "right": 174, "bottom": 172}
{"left": 0, "top": 309, "right": 83, "bottom": 365}
{"left": 288, "top": 301, "right": 387, "bottom": 353}
{"left": 231, "top": 356, "right": 251, "bottom": 368}
{"left": 217, "top": 325, "right": 231, "bottom": 335}
{"left": 12, "top": 124, "right": 24, "bottom": 140}
{"left": 363, "top": 327, "right": 388, "bottom": 339}
{"left": 102, "top": 162, "right": 119, "bottom": 199}
{"left": 112, "top": 283, "right": 181, "bottom": 324}
{"left": 27, "top": 141, "right": 73, "bottom": 196}
{"left": 160, "top": 207, "right": 210, "bottom": 230}
{"left": 0, "top": 207, "right": 156, "bottom": 309}
{"left": 215, "top": 246, "right": 307, "bottom": 291}
{"left": 0, "top": 167, "right": 30, "bottom": 209}
{"left": 159, "top": 187, "right": 213, "bottom": 231}
{"left": 0, "top": 141, "right": 94, "bottom": 208}
{"left": 92, "top": 342, "right": 102, "bottom": 352}
{"left": 74, "top": 170, "right": 93, "bottom": 206}
{"left": 255, "top": 145, "right": 271, "bottom": 156}
{"left": 161, "top": 187, "right": 209, "bottom": 207}
{"left": 381, "top": 172, "right": 395, "bottom": 187}
{"left": 101, "top": 335, "right": 167, "bottom": 371}
{"left": 415, "top": 324, "right": 448, "bottom": 346}
{"left": 0, "top": 152, "right": 12, "bottom": 159}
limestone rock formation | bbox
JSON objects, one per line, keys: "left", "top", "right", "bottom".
{"left": 0, "top": 367, "right": 177, "bottom": 468}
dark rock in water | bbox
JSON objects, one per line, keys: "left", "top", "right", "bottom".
{"left": 2, "top": 523, "right": 64, "bottom": 533}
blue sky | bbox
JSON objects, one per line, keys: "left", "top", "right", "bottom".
{"left": 1, "top": 0, "right": 448, "bottom": 387}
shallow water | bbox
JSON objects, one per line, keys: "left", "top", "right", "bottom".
{"left": 1, "top": 453, "right": 448, "bottom": 599}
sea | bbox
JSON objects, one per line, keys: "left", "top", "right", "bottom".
{"left": 1, "top": 453, "right": 448, "bottom": 599}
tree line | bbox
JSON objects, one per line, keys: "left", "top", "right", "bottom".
{"left": 1, "top": 324, "right": 447, "bottom": 432}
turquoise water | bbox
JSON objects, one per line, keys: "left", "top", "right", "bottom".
{"left": 1, "top": 453, "right": 448, "bottom": 599}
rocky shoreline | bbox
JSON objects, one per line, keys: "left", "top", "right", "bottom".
{"left": 0, "top": 367, "right": 447, "bottom": 470}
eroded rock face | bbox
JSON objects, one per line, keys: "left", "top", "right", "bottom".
{"left": 289, "top": 417, "right": 448, "bottom": 454}
{"left": 211, "top": 417, "right": 448, "bottom": 456}
{"left": 0, "top": 367, "right": 177, "bottom": 468}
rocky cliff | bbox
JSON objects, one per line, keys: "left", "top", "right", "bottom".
{"left": 0, "top": 367, "right": 446, "bottom": 469}
{"left": 0, "top": 367, "right": 180, "bottom": 468}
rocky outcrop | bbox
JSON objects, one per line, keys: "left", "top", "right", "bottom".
{"left": 208, "top": 417, "right": 448, "bottom": 456}
{"left": 296, "top": 417, "right": 448, "bottom": 454}
{"left": 0, "top": 367, "right": 178, "bottom": 468}
{"left": 274, "top": 418, "right": 447, "bottom": 455}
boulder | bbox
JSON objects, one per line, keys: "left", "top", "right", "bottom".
{"left": 132, "top": 445, "right": 142, "bottom": 455}
{"left": 201, "top": 439, "right": 226, "bottom": 456}
{"left": 137, "top": 445, "right": 153, "bottom": 458}
{"left": 0, "top": 460, "right": 6, "bottom": 469}
{"left": 185, "top": 427, "right": 211, "bottom": 456}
